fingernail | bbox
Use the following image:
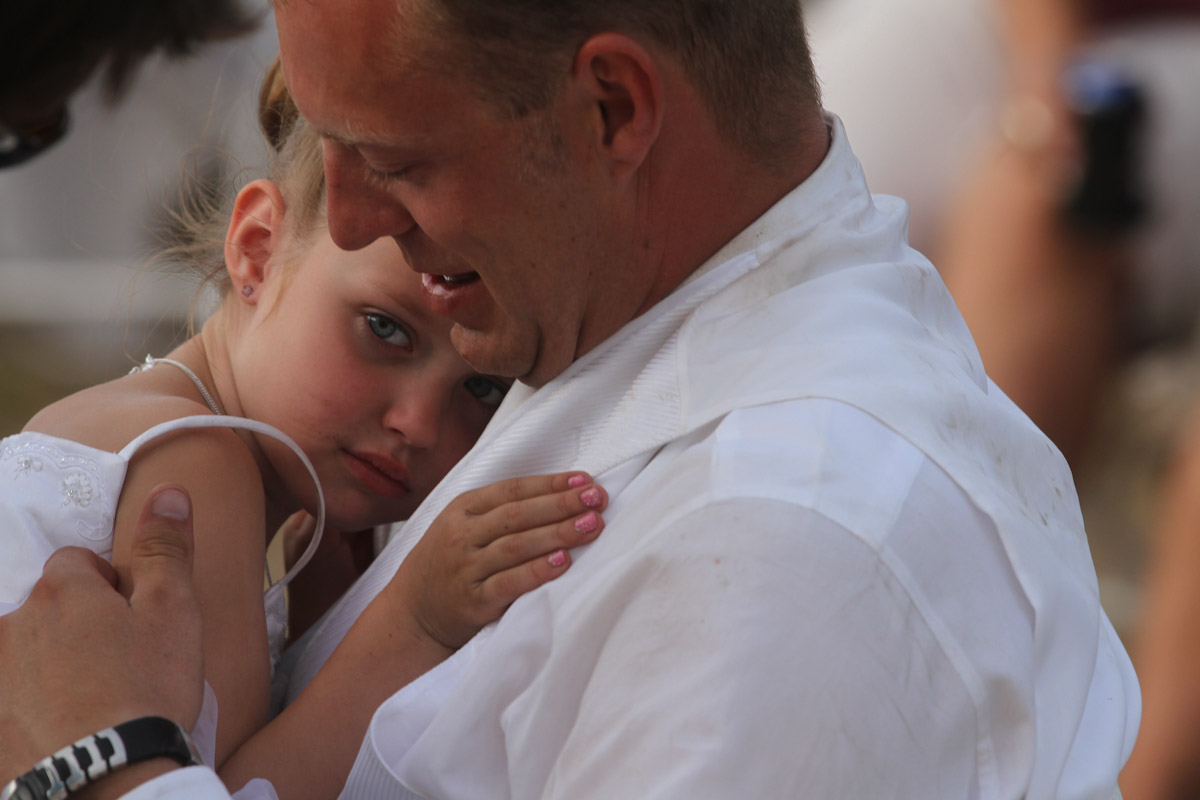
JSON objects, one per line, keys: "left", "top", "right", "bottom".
{"left": 567, "top": 473, "right": 589, "bottom": 488}
{"left": 580, "top": 487, "right": 602, "bottom": 507}
{"left": 548, "top": 549, "right": 568, "bottom": 568}
{"left": 151, "top": 488, "right": 190, "bottom": 521}
{"left": 574, "top": 511, "right": 599, "bottom": 534}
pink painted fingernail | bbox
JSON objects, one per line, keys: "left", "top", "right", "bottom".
{"left": 567, "top": 473, "right": 588, "bottom": 488}
{"left": 548, "top": 549, "right": 568, "bottom": 567}
{"left": 574, "top": 511, "right": 599, "bottom": 534}
{"left": 580, "top": 487, "right": 603, "bottom": 507}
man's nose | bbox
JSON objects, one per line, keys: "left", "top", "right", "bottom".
{"left": 322, "top": 140, "right": 415, "bottom": 251}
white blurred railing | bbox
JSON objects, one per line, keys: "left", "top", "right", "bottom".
{"left": 0, "top": 259, "right": 199, "bottom": 325}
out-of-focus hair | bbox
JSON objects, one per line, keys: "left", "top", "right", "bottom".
{"left": 1, "top": 0, "right": 259, "bottom": 116}
{"left": 155, "top": 56, "right": 326, "bottom": 299}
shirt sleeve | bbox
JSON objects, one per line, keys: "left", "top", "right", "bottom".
{"left": 119, "top": 767, "right": 278, "bottom": 800}
{"left": 539, "top": 497, "right": 983, "bottom": 799}
{"left": 118, "top": 767, "right": 230, "bottom": 799}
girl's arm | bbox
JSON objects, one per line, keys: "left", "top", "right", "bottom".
{"left": 217, "top": 472, "right": 608, "bottom": 799}
{"left": 278, "top": 514, "right": 377, "bottom": 646}
{"left": 110, "top": 424, "right": 272, "bottom": 769}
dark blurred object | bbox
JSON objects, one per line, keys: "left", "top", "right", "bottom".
{"left": 0, "top": 0, "right": 260, "bottom": 167}
{"left": 0, "top": 107, "right": 68, "bottom": 168}
{"left": 1089, "top": 0, "right": 1200, "bottom": 26}
{"left": 1063, "top": 59, "right": 1147, "bottom": 232}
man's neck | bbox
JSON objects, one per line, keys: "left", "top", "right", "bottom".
{"left": 637, "top": 110, "right": 830, "bottom": 315}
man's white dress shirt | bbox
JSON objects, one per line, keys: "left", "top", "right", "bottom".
{"left": 124, "top": 118, "right": 1138, "bottom": 799}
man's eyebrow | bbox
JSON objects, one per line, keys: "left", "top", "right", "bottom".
{"left": 314, "top": 128, "right": 372, "bottom": 148}
{"left": 311, "top": 117, "right": 400, "bottom": 149}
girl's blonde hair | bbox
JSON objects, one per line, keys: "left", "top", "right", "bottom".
{"left": 156, "top": 56, "right": 326, "bottom": 299}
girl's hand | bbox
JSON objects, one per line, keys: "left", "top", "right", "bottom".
{"left": 393, "top": 471, "right": 607, "bottom": 650}
{"left": 281, "top": 513, "right": 377, "bottom": 643}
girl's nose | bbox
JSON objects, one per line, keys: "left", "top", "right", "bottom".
{"left": 382, "top": 384, "right": 444, "bottom": 450}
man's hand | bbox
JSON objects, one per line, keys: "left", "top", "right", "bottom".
{"left": 0, "top": 485, "right": 206, "bottom": 784}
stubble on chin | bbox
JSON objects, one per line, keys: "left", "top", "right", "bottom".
{"left": 449, "top": 323, "right": 537, "bottom": 383}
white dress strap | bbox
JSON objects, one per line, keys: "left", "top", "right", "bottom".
{"left": 118, "top": 415, "right": 325, "bottom": 591}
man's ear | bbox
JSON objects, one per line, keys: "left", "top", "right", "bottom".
{"left": 224, "top": 179, "right": 286, "bottom": 302}
{"left": 572, "top": 33, "right": 663, "bottom": 177}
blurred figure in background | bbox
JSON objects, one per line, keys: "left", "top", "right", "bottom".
{"left": 809, "top": 1, "right": 1200, "bottom": 797}
{"left": 810, "top": 0, "right": 1200, "bottom": 464}
{"left": 1, "top": 0, "right": 257, "bottom": 168}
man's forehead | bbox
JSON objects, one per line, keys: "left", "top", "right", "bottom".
{"left": 275, "top": 0, "right": 428, "bottom": 53}
{"left": 276, "top": 0, "right": 443, "bottom": 117}
{"left": 276, "top": 19, "right": 396, "bottom": 133}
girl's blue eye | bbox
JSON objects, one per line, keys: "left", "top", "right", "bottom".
{"left": 366, "top": 313, "right": 413, "bottom": 349}
{"left": 464, "top": 376, "right": 508, "bottom": 407}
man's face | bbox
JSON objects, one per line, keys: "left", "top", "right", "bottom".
{"left": 276, "top": 0, "right": 642, "bottom": 386}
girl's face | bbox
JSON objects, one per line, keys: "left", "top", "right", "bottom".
{"left": 232, "top": 230, "right": 509, "bottom": 531}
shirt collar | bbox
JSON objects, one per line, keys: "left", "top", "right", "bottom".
{"left": 680, "top": 113, "right": 862, "bottom": 289}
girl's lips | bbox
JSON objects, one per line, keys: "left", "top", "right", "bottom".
{"left": 343, "top": 450, "right": 411, "bottom": 498}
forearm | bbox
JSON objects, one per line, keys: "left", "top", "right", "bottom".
{"left": 218, "top": 589, "right": 453, "bottom": 799}
{"left": 1120, "top": 421, "right": 1200, "bottom": 798}
{"left": 997, "top": 0, "right": 1084, "bottom": 82}
{"left": 222, "top": 471, "right": 605, "bottom": 796}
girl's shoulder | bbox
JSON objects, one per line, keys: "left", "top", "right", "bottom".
{"left": 26, "top": 362, "right": 269, "bottom": 535}
{"left": 24, "top": 366, "right": 220, "bottom": 455}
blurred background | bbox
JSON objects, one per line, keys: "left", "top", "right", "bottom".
{"left": 0, "top": 0, "right": 278, "bottom": 434}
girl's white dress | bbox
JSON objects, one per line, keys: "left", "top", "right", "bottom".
{"left": 0, "top": 415, "right": 324, "bottom": 768}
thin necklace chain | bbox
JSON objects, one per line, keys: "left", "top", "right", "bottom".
{"left": 134, "top": 355, "right": 225, "bottom": 415}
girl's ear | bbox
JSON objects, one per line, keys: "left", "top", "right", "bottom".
{"left": 225, "top": 179, "right": 287, "bottom": 303}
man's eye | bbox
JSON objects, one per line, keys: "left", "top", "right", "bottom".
{"left": 366, "top": 313, "right": 413, "bottom": 349}
{"left": 363, "top": 161, "right": 412, "bottom": 189}
{"left": 464, "top": 376, "right": 509, "bottom": 407}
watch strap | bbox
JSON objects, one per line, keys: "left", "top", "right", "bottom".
{"left": 1, "top": 717, "right": 201, "bottom": 800}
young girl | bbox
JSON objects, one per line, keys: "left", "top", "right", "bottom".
{"left": 0, "top": 59, "right": 607, "bottom": 786}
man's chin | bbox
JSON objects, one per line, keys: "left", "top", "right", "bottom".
{"left": 450, "top": 326, "right": 538, "bottom": 383}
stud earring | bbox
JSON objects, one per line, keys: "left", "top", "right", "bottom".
{"left": 241, "top": 285, "right": 255, "bottom": 297}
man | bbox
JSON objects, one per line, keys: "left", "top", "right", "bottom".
{"left": 0, "top": 1, "right": 1139, "bottom": 798}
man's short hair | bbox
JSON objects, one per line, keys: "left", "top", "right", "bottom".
{"left": 420, "top": 0, "right": 820, "bottom": 171}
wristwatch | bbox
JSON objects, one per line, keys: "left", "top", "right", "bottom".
{"left": 1, "top": 717, "right": 202, "bottom": 800}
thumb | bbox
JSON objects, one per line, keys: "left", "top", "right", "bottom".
{"left": 280, "top": 510, "right": 318, "bottom": 570}
{"left": 128, "top": 485, "right": 197, "bottom": 608}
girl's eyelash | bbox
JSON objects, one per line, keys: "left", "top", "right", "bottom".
{"left": 365, "top": 168, "right": 398, "bottom": 190}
